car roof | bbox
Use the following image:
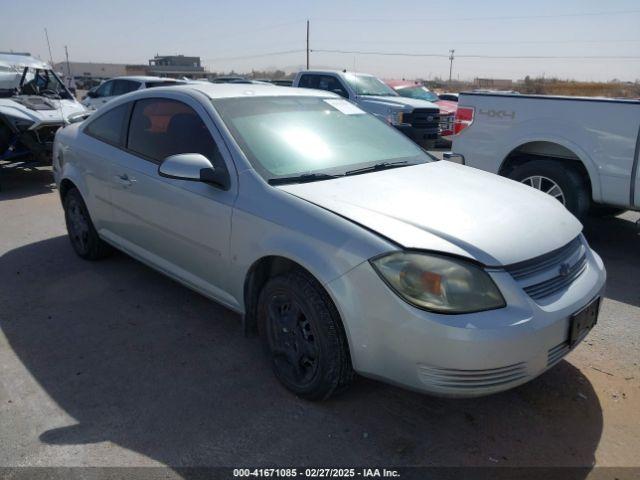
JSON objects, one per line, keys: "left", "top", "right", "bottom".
{"left": 0, "top": 53, "right": 50, "bottom": 70}
{"left": 300, "top": 70, "right": 375, "bottom": 78}
{"left": 109, "top": 76, "right": 183, "bottom": 83}
{"left": 158, "top": 83, "right": 338, "bottom": 99}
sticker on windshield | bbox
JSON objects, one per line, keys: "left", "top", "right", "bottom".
{"left": 324, "top": 99, "right": 365, "bottom": 115}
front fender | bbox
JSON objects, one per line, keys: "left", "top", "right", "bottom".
{"left": 227, "top": 172, "right": 395, "bottom": 311}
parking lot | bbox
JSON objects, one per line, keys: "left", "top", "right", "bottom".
{"left": 0, "top": 165, "right": 638, "bottom": 475}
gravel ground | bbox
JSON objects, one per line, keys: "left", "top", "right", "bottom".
{"left": 0, "top": 166, "right": 638, "bottom": 476}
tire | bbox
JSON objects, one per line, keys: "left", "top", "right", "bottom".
{"left": 507, "top": 159, "right": 591, "bottom": 221}
{"left": 257, "top": 270, "right": 353, "bottom": 400}
{"left": 63, "top": 188, "right": 113, "bottom": 260}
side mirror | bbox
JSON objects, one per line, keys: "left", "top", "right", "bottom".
{"left": 158, "top": 153, "right": 230, "bottom": 190}
{"left": 443, "top": 152, "right": 465, "bottom": 165}
{"left": 86, "top": 90, "right": 97, "bottom": 98}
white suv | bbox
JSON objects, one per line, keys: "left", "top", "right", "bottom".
{"left": 81, "top": 76, "right": 184, "bottom": 110}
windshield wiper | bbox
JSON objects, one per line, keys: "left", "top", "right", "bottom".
{"left": 268, "top": 172, "right": 342, "bottom": 185}
{"left": 345, "top": 161, "right": 411, "bottom": 176}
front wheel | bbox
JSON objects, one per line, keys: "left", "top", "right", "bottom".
{"left": 257, "top": 270, "right": 353, "bottom": 400}
{"left": 507, "top": 159, "right": 591, "bottom": 221}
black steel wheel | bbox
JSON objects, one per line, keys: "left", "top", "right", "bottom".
{"left": 258, "top": 270, "right": 353, "bottom": 400}
{"left": 63, "top": 188, "right": 113, "bottom": 260}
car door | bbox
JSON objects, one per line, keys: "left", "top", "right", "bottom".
{"left": 298, "top": 73, "right": 349, "bottom": 99}
{"left": 107, "top": 94, "right": 239, "bottom": 308}
{"left": 88, "top": 80, "right": 115, "bottom": 109}
{"left": 317, "top": 75, "right": 350, "bottom": 99}
{"left": 112, "top": 79, "right": 141, "bottom": 98}
{"left": 76, "top": 102, "right": 133, "bottom": 232}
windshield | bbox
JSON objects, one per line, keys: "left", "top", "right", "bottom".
{"left": 343, "top": 74, "right": 398, "bottom": 97}
{"left": 0, "top": 66, "right": 72, "bottom": 99}
{"left": 396, "top": 86, "right": 439, "bottom": 102}
{"left": 212, "top": 96, "right": 431, "bottom": 182}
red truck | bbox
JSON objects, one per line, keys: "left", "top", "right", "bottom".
{"left": 386, "top": 80, "right": 457, "bottom": 140}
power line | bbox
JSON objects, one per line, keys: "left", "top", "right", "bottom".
{"left": 311, "top": 49, "right": 640, "bottom": 60}
{"left": 320, "top": 38, "right": 640, "bottom": 46}
{"left": 205, "top": 49, "right": 305, "bottom": 62}
{"left": 313, "top": 9, "right": 640, "bottom": 23}
{"left": 312, "top": 49, "right": 449, "bottom": 58}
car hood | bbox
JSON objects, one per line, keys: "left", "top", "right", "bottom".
{"left": 435, "top": 99, "right": 457, "bottom": 115}
{"left": 277, "top": 161, "right": 582, "bottom": 266}
{"left": 0, "top": 97, "right": 86, "bottom": 125}
{"left": 357, "top": 95, "right": 439, "bottom": 112}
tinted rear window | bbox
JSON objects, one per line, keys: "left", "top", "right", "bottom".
{"left": 84, "top": 103, "right": 130, "bottom": 146}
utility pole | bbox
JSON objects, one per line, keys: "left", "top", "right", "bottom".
{"left": 44, "top": 28, "right": 54, "bottom": 66}
{"left": 448, "top": 49, "right": 455, "bottom": 84}
{"left": 64, "top": 45, "right": 71, "bottom": 78}
{"left": 306, "top": 19, "right": 310, "bottom": 70}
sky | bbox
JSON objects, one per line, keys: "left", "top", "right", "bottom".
{"left": 1, "top": 0, "right": 639, "bottom": 82}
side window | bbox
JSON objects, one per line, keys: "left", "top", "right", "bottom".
{"left": 112, "top": 80, "right": 140, "bottom": 96}
{"left": 298, "top": 74, "right": 319, "bottom": 89}
{"left": 84, "top": 103, "right": 131, "bottom": 146}
{"left": 318, "top": 75, "right": 348, "bottom": 98}
{"left": 127, "top": 98, "right": 225, "bottom": 170}
{"left": 95, "top": 80, "right": 114, "bottom": 98}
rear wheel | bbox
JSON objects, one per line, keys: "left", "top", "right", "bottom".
{"left": 257, "top": 270, "right": 353, "bottom": 400}
{"left": 507, "top": 159, "right": 590, "bottom": 221}
{"left": 63, "top": 188, "right": 113, "bottom": 260}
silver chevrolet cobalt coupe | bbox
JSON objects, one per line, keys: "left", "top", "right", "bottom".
{"left": 53, "top": 84, "right": 605, "bottom": 399}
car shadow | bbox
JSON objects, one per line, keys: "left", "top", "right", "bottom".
{"left": 583, "top": 212, "right": 640, "bottom": 308}
{"left": 0, "top": 165, "right": 56, "bottom": 200}
{"left": 1, "top": 236, "right": 603, "bottom": 476}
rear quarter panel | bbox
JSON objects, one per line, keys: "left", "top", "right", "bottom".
{"left": 452, "top": 94, "right": 640, "bottom": 206}
{"left": 54, "top": 122, "right": 113, "bottom": 230}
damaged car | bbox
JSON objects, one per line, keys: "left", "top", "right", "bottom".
{"left": 0, "top": 52, "right": 88, "bottom": 165}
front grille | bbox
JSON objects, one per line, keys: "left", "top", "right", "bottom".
{"left": 547, "top": 342, "right": 570, "bottom": 367}
{"left": 523, "top": 255, "right": 587, "bottom": 300}
{"left": 404, "top": 108, "right": 440, "bottom": 129}
{"left": 506, "top": 236, "right": 587, "bottom": 301}
{"left": 506, "top": 237, "right": 582, "bottom": 280}
{"left": 418, "top": 362, "right": 527, "bottom": 390}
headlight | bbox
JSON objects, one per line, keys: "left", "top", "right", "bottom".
{"left": 371, "top": 252, "right": 506, "bottom": 314}
{"left": 386, "top": 110, "right": 404, "bottom": 125}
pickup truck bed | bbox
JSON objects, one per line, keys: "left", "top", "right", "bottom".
{"left": 451, "top": 92, "right": 640, "bottom": 219}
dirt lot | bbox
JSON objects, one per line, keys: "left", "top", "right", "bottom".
{"left": 0, "top": 166, "right": 639, "bottom": 477}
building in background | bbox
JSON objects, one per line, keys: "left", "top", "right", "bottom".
{"left": 53, "top": 62, "right": 127, "bottom": 89}
{"left": 54, "top": 54, "right": 207, "bottom": 89}
{"left": 146, "top": 55, "right": 206, "bottom": 78}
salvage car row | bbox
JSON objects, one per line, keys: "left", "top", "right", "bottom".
{"left": 4, "top": 50, "right": 639, "bottom": 400}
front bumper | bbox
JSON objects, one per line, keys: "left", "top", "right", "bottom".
{"left": 326, "top": 245, "right": 606, "bottom": 397}
{"left": 395, "top": 124, "right": 439, "bottom": 149}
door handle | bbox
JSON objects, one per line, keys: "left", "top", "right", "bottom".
{"left": 114, "top": 173, "right": 136, "bottom": 187}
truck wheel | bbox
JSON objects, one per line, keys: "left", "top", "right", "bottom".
{"left": 63, "top": 188, "right": 113, "bottom": 260}
{"left": 257, "top": 270, "right": 353, "bottom": 400}
{"left": 507, "top": 159, "right": 590, "bottom": 220}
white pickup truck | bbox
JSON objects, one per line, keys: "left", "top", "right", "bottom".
{"left": 450, "top": 92, "right": 640, "bottom": 220}
{"left": 293, "top": 70, "right": 441, "bottom": 149}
